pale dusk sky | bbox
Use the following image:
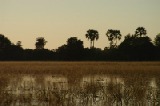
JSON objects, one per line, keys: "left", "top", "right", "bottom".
{"left": 1, "top": 0, "right": 160, "bottom": 50}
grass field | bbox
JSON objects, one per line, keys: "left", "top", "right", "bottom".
{"left": 0, "top": 61, "right": 160, "bottom": 105}
{"left": 0, "top": 61, "right": 160, "bottom": 75}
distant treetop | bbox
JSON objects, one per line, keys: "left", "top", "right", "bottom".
{"left": 35, "top": 37, "right": 47, "bottom": 49}
{"left": 135, "top": 27, "right": 147, "bottom": 37}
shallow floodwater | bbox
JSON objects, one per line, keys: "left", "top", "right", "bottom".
{"left": 0, "top": 74, "right": 160, "bottom": 106}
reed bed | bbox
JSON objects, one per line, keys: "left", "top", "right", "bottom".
{"left": 0, "top": 61, "right": 160, "bottom": 76}
{"left": 0, "top": 61, "right": 160, "bottom": 106}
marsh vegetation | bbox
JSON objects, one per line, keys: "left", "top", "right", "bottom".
{"left": 0, "top": 62, "right": 160, "bottom": 106}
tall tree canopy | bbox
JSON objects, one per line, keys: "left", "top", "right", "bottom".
{"left": 67, "top": 37, "right": 83, "bottom": 49}
{"left": 135, "top": 27, "right": 147, "bottom": 37}
{"left": 154, "top": 33, "right": 160, "bottom": 47}
{"left": 57, "top": 37, "right": 84, "bottom": 60}
{"left": 35, "top": 37, "right": 47, "bottom": 49}
{"left": 119, "top": 34, "right": 154, "bottom": 60}
{"left": 106, "top": 29, "right": 122, "bottom": 48}
{"left": 85, "top": 29, "right": 99, "bottom": 48}
{"left": 0, "top": 34, "right": 11, "bottom": 50}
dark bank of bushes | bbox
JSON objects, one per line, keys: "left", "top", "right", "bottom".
{"left": 0, "top": 34, "right": 160, "bottom": 61}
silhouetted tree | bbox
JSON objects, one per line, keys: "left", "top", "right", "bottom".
{"left": 32, "top": 49, "right": 53, "bottom": 60}
{"left": 35, "top": 37, "right": 47, "bottom": 49}
{"left": 57, "top": 37, "right": 84, "bottom": 60}
{"left": 153, "top": 33, "right": 160, "bottom": 60}
{"left": 57, "top": 44, "right": 67, "bottom": 52}
{"left": 67, "top": 37, "right": 84, "bottom": 60}
{"left": 106, "top": 29, "right": 122, "bottom": 48}
{"left": 23, "top": 49, "right": 34, "bottom": 60}
{"left": 154, "top": 33, "right": 160, "bottom": 47}
{"left": 119, "top": 34, "right": 155, "bottom": 60}
{"left": 57, "top": 44, "right": 67, "bottom": 51}
{"left": 0, "top": 34, "right": 11, "bottom": 50}
{"left": 121, "top": 34, "right": 136, "bottom": 47}
{"left": 67, "top": 37, "right": 83, "bottom": 49}
{"left": 85, "top": 29, "right": 99, "bottom": 48}
{"left": 3, "top": 44, "right": 23, "bottom": 60}
{"left": 135, "top": 27, "right": 147, "bottom": 37}
{"left": 83, "top": 47, "right": 103, "bottom": 60}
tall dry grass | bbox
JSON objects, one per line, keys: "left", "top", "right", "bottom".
{"left": 0, "top": 61, "right": 160, "bottom": 105}
{"left": 0, "top": 61, "right": 160, "bottom": 76}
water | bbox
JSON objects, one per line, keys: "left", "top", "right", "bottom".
{"left": 0, "top": 74, "right": 160, "bottom": 106}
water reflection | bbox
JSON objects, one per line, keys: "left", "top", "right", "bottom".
{"left": 0, "top": 74, "right": 160, "bottom": 106}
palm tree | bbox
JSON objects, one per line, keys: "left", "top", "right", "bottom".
{"left": 135, "top": 27, "right": 147, "bottom": 37}
{"left": 106, "top": 29, "right": 122, "bottom": 48}
{"left": 35, "top": 37, "right": 47, "bottom": 49}
{"left": 85, "top": 29, "right": 99, "bottom": 48}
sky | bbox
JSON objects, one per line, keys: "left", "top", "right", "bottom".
{"left": 1, "top": 0, "right": 160, "bottom": 50}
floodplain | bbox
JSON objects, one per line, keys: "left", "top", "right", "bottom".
{"left": 0, "top": 61, "right": 160, "bottom": 106}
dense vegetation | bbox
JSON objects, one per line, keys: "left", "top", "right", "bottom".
{"left": 0, "top": 62, "right": 160, "bottom": 105}
{"left": 0, "top": 27, "right": 160, "bottom": 61}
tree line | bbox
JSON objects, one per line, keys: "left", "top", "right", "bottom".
{"left": 0, "top": 26, "right": 160, "bottom": 61}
